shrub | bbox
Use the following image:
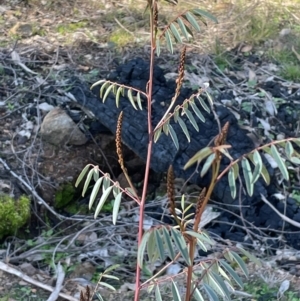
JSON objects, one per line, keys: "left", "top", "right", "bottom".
{"left": 76, "top": 0, "right": 300, "bottom": 300}
{"left": 0, "top": 194, "right": 30, "bottom": 239}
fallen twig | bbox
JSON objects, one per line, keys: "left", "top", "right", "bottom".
{"left": 0, "top": 261, "right": 78, "bottom": 301}
{"left": 261, "top": 194, "right": 300, "bottom": 228}
{"left": 47, "top": 262, "right": 66, "bottom": 301}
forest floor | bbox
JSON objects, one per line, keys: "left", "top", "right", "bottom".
{"left": 1, "top": 0, "right": 300, "bottom": 300}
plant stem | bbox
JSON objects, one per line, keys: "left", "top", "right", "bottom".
{"left": 134, "top": 3, "right": 156, "bottom": 301}
{"left": 185, "top": 238, "right": 195, "bottom": 301}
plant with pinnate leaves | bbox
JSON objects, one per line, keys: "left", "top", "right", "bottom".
{"left": 75, "top": 0, "right": 300, "bottom": 300}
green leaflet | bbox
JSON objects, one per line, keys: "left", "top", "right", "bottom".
{"left": 162, "top": 226, "right": 175, "bottom": 260}
{"left": 82, "top": 168, "right": 95, "bottom": 197}
{"left": 127, "top": 89, "right": 138, "bottom": 110}
{"left": 177, "top": 116, "right": 190, "bottom": 142}
{"left": 154, "top": 126, "right": 162, "bottom": 143}
{"left": 112, "top": 192, "right": 122, "bottom": 225}
{"left": 203, "top": 283, "right": 219, "bottom": 301}
{"left": 184, "top": 146, "right": 213, "bottom": 169}
{"left": 75, "top": 164, "right": 91, "bottom": 188}
{"left": 169, "top": 124, "right": 179, "bottom": 150}
{"left": 192, "top": 8, "right": 218, "bottom": 23}
{"left": 219, "top": 260, "right": 243, "bottom": 288}
{"left": 156, "top": 38, "right": 161, "bottom": 57}
{"left": 170, "top": 22, "right": 182, "bottom": 43}
{"left": 94, "top": 186, "right": 113, "bottom": 218}
{"left": 271, "top": 144, "right": 289, "bottom": 180}
{"left": 155, "top": 285, "right": 162, "bottom": 301}
{"left": 241, "top": 157, "right": 253, "bottom": 196}
{"left": 170, "top": 227, "right": 191, "bottom": 265}
{"left": 184, "top": 108, "right": 199, "bottom": 131}
{"left": 228, "top": 166, "right": 236, "bottom": 199}
{"left": 229, "top": 251, "right": 249, "bottom": 277}
{"left": 89, "top": 176, "right": 104, "bottom": 209}
{"left": 103, "top": 84, "right": 115, "bottom": 102}
{"left": 185, "top": 11, "right": 201, "bottom": 32}
{"left": 250, "top": 150, "right": 262, "bottom": 184}
{"left": 177, "top": 17, "right": 190, "bottom": 40}
{"left": 165, "top": 29, "right": 174, "bottom": 54}
{"left": 137, "top": 231, "right": 151, "bottom": 267}
{"left": 190, "top": 99, "right": 205, "bottom": 122}
{"left": 201, "top": 153, "right": 216, "bottom": 177}
{"left": 171, "top": 281, "right": 181, "bottom": 301}
{"left": 154, "top": 229, "right": 165, "bottom": 261}
{"left": 197, "top": 95, "right": 210, "bottom": 112}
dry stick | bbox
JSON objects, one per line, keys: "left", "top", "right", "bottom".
{"left": 260, "top": 194, "right": 300, "bottom": 228}
{"left": 47, "top": 262, "right": 66, "bottom": 301}
{"left": 114, "top": 17, "right": 135, "bottom": 36}
{"left": 0, "top": 262, "right": 78, "bottom": 301}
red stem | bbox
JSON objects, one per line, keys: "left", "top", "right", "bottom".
{"left": 134, "top": 4, "right": 156, "bottom": 301}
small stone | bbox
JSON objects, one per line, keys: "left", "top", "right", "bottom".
{"left": 20, "top": 263, "right": 36, "bottom": 276}
{"left": 40, "top": 107, "right": 88, "bottom": 148}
